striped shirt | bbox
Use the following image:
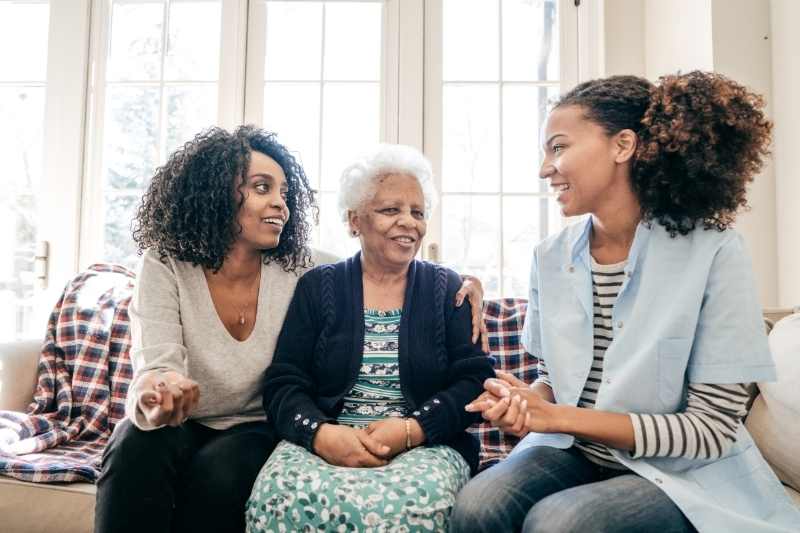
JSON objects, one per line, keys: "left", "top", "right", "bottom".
{"left": 337, "top": 309, "right": 409, "bottom": 427}
{"left": 535, "top": 258, "right": 749, "bottom": 466}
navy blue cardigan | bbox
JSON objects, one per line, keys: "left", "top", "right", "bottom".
{"left": 262, "top": 253, "right": 495, "bottom": 473}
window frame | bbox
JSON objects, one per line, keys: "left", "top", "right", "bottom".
{"left": 27, "top": 0, "right": 594, "bottom": 327}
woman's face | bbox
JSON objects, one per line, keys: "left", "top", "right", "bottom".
{"left": 350, "top": 173, "right": 427, "bottom": 271}
{"left": 235, "top": 151, "right": 290, "bottom": 251}
{"left": 539, "top": 105, "right": 624, "bottom": 217}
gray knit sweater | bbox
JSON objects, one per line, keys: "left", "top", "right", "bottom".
{"left": 125, "top": 248, "right": 338, "bottom": 430}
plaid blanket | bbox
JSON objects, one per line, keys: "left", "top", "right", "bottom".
{"left": 0, "top": 264, "right": 134, "bottom": 483}
{"left": 468, "top": 298, "right": 539, "bottom": 470}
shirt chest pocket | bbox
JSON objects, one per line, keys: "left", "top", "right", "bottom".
{"left": 657, "top": 338, "right": 692, "bottom": 409}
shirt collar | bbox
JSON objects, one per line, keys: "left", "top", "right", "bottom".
{"left": 568, "top": 216, "right": 652, "bottom": 275}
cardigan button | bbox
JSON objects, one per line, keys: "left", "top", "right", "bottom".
{"left": 302, "top": 419, "right": 309, "bottom": 426}
{"left": 433, "top": 399, "right": 441, "bottom": 404}
{"left": 294, "top": 414, "right": 302, "bottom": 421}
{"left": 423, "top": 406, "right": 430, "bottom": 411}
{"left": 310, "top": 422, "right": 318, "bottom": 430}
{"left": 413, "top": 411, "right": 421, "bottom": 416}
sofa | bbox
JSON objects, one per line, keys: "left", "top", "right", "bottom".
{"left": 1, "top": 305, "right": 798, "bottom": 533}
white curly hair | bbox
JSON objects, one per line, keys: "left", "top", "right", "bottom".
{"left": 337, "top": 143, "right": 438, "bottom": 222}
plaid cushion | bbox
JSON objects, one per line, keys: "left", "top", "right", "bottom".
{"left": 467, "top": 298, "right": 537, "bottom": 470}
{"left": 0, "top": 264, "right": 134, "bottom": 482}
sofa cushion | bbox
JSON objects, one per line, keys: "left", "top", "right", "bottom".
{"left": 746, "top": 313, "right": 800, "bottom": 492}
{"left": 0, "top": 340, "right": 41, "bottom": 412}
{"left": 0, "top": 475, "right": 94, "bottom": 533}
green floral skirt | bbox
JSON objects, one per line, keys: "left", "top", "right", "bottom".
{"left": 245, "top": 440, "right": 470, "bottom": 532}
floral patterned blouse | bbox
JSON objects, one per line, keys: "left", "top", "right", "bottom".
{"left": 336, "top": 309, "right": 409, "bottom": 427}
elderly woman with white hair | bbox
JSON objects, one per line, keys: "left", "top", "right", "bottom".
{"left": 245, "top": 144, "right": 495, "bottom": 532}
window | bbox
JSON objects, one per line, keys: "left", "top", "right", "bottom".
{"left": 2, "top": 0, "right": 585, "bottom": 341}
{"left": 254, "top": 0, "right": 385, "bottom": 259}
{"left": 425, "top": 0, "right": 565, "bottom": 298}
{"left": 0, "top": 0, "right": 49, "bottom": 340}
{"left": 83, "top": 0, "right": 223, "bottom": 269}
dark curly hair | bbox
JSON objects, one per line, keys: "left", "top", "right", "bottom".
{"left": 133, "top": 125, "right": 317, "bottom": 272}
{"left": 554, "top": 71, "right": 772, "bottom": 235}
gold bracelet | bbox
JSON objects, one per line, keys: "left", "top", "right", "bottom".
{"left": 405, "top": 418, "right": 412, "bottom": 450}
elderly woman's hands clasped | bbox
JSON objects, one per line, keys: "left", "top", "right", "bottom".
{"left": 465, "top": 371, "right": 562, "bottom": 437}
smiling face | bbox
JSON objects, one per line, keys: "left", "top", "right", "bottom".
{"left": 235, "top": 150, "right": 290, "bottom": 252}
{"left": 539, "top": 104, "right": 632, "bottom": 218}
{"left": 348, "top": 173, "right": 427, "bottom": 271}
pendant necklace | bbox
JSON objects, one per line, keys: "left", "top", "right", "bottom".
{"left": 234, "top": 269, "right": 261, "bottom": 327}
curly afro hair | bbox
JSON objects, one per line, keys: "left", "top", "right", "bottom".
{"left": 133, "top": 125, "right": 317, "bottom": 272}
{"left": 554, "top": 71, "right": 772, "bottom": 235}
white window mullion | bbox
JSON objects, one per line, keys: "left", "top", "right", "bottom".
{"left": 559, "top": 0, "right": 580, "bottom": 90}
{"left": 80, "top": 0, "right": 114, "bottom": 273}
{"left": 422, "top": 0, "right": 443, "bottom": 262}
{"left": 381, "top": 0, "right": 400, "bottom": 144}
{"left": 218, "top": 0, "right": 249, "bottom": 129}
{"left": 39, "top": 0, "right": 92, "bottom": 323}
{"left": 497, "top": 0, "right": 505, "bottom": 295}
{"left": 394, "top": 0, "right": 423, "bottom": 150}
{"left": 244, "top": 0, "right": 266, "bottom": 125}
{"left": 157, "top": 0, "right": 170, "bottom": 165}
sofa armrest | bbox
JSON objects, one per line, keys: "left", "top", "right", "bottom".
{"left": 0, "top": 340, "right": 41, "bottom": 412}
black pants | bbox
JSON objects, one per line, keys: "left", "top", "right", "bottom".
{"left": 94, "top": 418, "right": 278, "bottom": 533}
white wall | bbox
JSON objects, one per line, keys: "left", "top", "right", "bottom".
{"left": 711, "top": 0, "right": 777, "bottom": 307}
{"left": 770, "top": 0, "right": 800, "bottom": 307}
{"left": 604, "top": 0, "right": 644, "bottom": 77}
{"left": 603, "top": 0, "right": 780, "bottom": 307}
{"left": 644, "top": 0, "right": 713, "bottom": 79}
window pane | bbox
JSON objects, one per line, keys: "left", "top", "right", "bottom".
{"left": 0, "top": 86, "right": 45, "bottom": 340}
{"left": 442, "top": 0, "right": 499, "bottom": 81}
{"left": 165, "top": 84, "right": 218, "bottom": 155}
{"left": 165, "top": 1, "right": 222, "bottom": 81}
{"left": 265, "top": 1, "right": 322, "bottom": 81}
{"left": 442, "top": 84, "right": 500, "bottom": 193}
{"left": 502, "top": 196, "right": 540, "bottom": 298}
{"left": 324, "top": 2, "right": 382, "bottom": 81}
{"left": 104, "top": 191, "right": 142, "bottom": 269}
{"left": 0, "top": 87, "right": 46, "bottom": 192}
{"left": 108, "top": 1, "right": 165, "bottom": 82}
{"left": 103, "top": 86, "right": 160, "bottom": 190}
{"left": 502, "top": 0, "right": 559, "bottom": 82}
{"left": 314, "top": 191, "right": 360, "bottom": 260}
{"left": 0, "top": 2, "right": 49, "bottom": 81}
{"left": 264, "top": 82, "right": 321, "bottom": 186}
{"left": 502, "top": 84, "right": 558, "bottom": 192}
{"left": 320, "top": 82, "right": 380, "bottom": 191}
{"left": 441, "top": 195, "right": 501, "bottom": 298}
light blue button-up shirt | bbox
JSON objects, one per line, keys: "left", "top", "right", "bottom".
{"left": 518, "top": 217, "right": 800, "bottom": 532}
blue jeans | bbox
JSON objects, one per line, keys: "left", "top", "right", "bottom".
{"left": 450, "top": 446, "right": 695, "bottom": 533}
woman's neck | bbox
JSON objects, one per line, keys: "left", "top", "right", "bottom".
{"left": 209, "top": 244, "right": 262, "bottom": 283}
{"left": 360, "top": 254, "right": 409, "bottom": 310}
{"left": 590, "top": 190, "right": 641, "bottom": 264}
{"left": 360, "top": 254, "right": 409, "bottom": 285}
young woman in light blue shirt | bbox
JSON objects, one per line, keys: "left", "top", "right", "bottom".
{"left": 450, "top": 72, "right": 800, "bottom": 532}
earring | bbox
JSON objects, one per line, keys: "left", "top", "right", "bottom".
{"left": 352, "top": 229, "right": 360, "bottom": 237}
